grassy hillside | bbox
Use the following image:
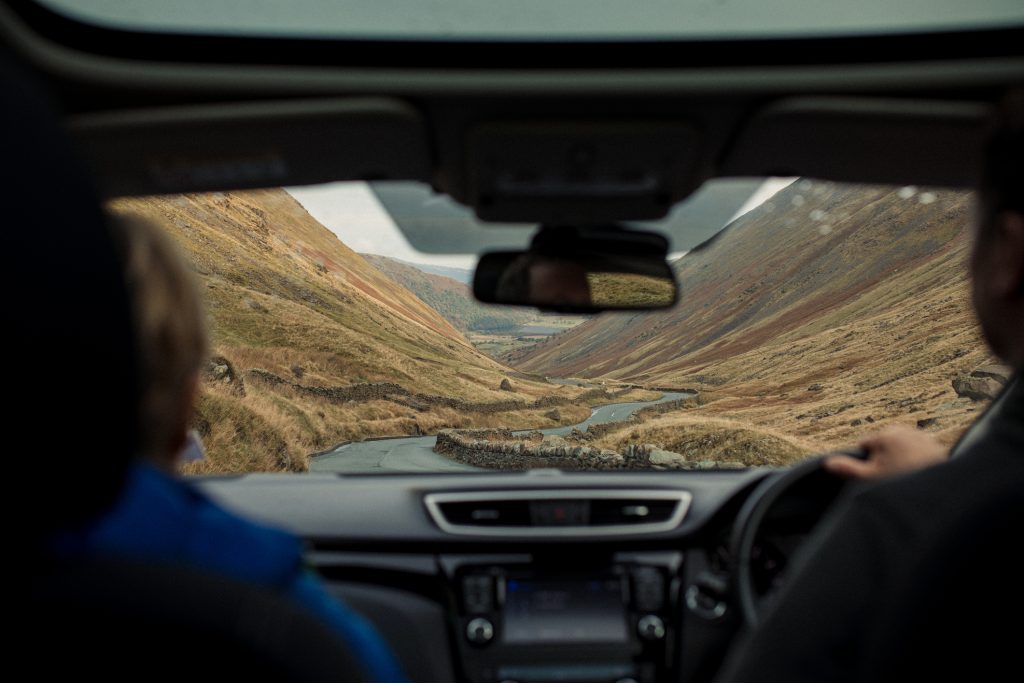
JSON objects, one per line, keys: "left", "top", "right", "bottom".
{"left": 362, "top": 254, "right": 532, "bottom": 333}
{"left": 513, "top": 180, "right": 995, "bottom": 459}
{"left": 109, "top": 189, "right": 637, "bottom": 473}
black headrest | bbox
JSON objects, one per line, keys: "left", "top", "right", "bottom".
{"left": 1, "top": 57, "right": 139, "bottom": 539}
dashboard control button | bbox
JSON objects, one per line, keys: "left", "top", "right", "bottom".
{"left": 685, "top": 573, "right": 729, "bottom": 621}
{"left": 637, "top": 614, "right": 665, "bottom": 641}
{"left": 463, "top": 575, "right": 494, "bottom": 613}
{"left": 631, "top": 568, "right": 665, "bottom": 611}
{"left": 466, "top": 617, "right": 495, "bottom": 645}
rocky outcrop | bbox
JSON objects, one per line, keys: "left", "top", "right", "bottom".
{"left": 970, "top": 365, "right": 1013, "bottom": 384}
{"left": 544, "top": 408, "right": 561, "bottom": 421}
{"left": 434, "top": 429, "right": 625, "bottom": 470}
{"left": 952, "top": 366, "right": 1010, "bottom": 401}
{"left": 205, "top": 355, "right": 245, "bottom": 396}
{"left": 248, "top": 370, "right": 405, "bottom": 403}
{"left": 245, "top": 369, "right": 625, "bottom": 416}
{"left": 634, "top": 395, "right": 699, "bottom": 419}
{"left": 621, "top": 444, "right": 746, "bottom": 470}
{"left": 433, "top": 429, "right": 748, "bottom": 471}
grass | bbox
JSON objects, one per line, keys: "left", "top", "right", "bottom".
{"left": 112, "top": 188, "right": 662, "bottom": 473}
{"left": 511, "top": 182, "right": 995, "bottom": 458}
{"left": 591, "top": 414, "right": 810, "bottom": 467}
{"left": 587, "top": 272, "right": 676, "bottom": 308}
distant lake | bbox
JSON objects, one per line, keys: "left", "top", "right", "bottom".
{"left": 516, "top": 325, "right": 563, "bottom": 335}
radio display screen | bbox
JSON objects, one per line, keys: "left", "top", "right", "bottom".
{"left": 502, "top": 577, "right": 628, "bottom": 644}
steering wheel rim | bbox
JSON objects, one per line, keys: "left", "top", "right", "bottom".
{"left": 729, "top": 448, "right": 866, "bottom": 628}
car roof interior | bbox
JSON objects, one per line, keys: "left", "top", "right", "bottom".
{"left": 3, "top": 2, "right": 1023, "bottom": 226}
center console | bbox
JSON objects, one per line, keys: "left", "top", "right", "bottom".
{"left": 443, "top": 555, "right": 681, "bottom": 683}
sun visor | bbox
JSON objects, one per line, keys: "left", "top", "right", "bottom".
{"left": 69, "top": 98, "right": 432, "bottom": 197}
{"left": 372, "top": 178, "right": 763, "bottom": 255}
{"left": 464, "top": 122, "right": 702, "bottom": 223}
{"left": 723, "top": 96, "right": 991, "bottom": 188}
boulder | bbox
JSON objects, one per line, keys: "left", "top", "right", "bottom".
{"left": 207, "top": 357, "right": 233, "bottom": 382}
{"left": 544, "top": 408, "right": 561, "bottom": 421}
{"left": 952, "top": 375, "right": 1003, "bottom": 401}
{"left": 499, "top": 378, "right": 513, "bottom": 391}
{"left": 205, "top": 355, "right": 245, "bottom": 395}
{"left": 648, "top": 447, "right": 689, "bottom": 468}
{"left": 971, "top": 365, "right": 1012, "bottom": 384}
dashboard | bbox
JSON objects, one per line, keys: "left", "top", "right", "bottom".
{"left": 196, "top": 468, "right": 847, "bottom": 683}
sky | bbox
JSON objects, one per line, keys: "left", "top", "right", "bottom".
{"left": 287, "top": 178, "right": 796, "bottom": 269}
{"left": 726, "top": 177, "right": 796, "bottom": 225}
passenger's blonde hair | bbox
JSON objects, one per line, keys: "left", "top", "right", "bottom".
{"left": 108, "top": 213, "right": 209, "bottom": 460}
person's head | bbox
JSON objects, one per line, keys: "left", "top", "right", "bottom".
{"left": 528, "top": 257, "right": 592, "bottom": 308}
{"left": 973, "top": 92, "right": 1024, "bottom": 371}
{"left": 495, "top": 254, "right": 592, "bottom": 308}
{"left": 109, "top": 214, "right": 209, "bottom": 471}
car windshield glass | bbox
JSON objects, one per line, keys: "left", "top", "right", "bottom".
{"left": 36, "top": 1, "right": 1024, "bottom": 40}
{"left": 107, "top": 179, "right": 998, "bottom": 475}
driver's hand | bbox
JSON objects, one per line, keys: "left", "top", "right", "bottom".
{"left": 823, "top": 425, "right": 949, "bottom": 480}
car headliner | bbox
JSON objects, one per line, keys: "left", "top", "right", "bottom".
{"left": 1, "top": 0, "right": 1021, "bottom": 236}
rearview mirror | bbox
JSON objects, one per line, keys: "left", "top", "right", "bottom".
{"left": 473, "top": 225, "right": 678, "bottom": 313}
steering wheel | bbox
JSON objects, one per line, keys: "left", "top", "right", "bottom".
{"left": 729, "top": 448, "right": 868, "bottom": 628}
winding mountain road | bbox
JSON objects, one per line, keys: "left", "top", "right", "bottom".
{"left": 311, "top": 390, "right": 691, "bottom": 473}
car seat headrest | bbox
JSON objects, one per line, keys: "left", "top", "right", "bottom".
{"left": 0, "top": 57, "right": 140, "bottom": 540}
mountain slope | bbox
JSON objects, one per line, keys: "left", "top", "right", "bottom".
{"left": 362, "top": 254, "right": 532, "bottom": 334}
{"left": 399, "top": 260, "right": 473, "bottom": 285}
{"left": 513, "top": 180, "right": 994, "bottom": 451}
{"left": 108, "top": 190, "right": 587, "bottom": 472}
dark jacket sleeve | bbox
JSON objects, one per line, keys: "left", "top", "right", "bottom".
{"left": 714, "top": 494, "right": 902, "bottom": 683}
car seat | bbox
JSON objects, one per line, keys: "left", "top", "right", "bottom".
{"left": 5, "top": 54, "right": 370, "bottom": 683}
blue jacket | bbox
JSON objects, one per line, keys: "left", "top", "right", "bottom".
{"left": 52, "top": 461, "right": 408, "bottom": 683}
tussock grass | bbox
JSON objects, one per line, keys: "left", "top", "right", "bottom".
{"left": 593, "top": 414, "right": 810, "bottom": 467}
{"left": 110, "top": 190, "right": 609, "bottom": 473}
{"left": 513, "top": 182, "right": 994, "bottom": 458}
{"left": 588, "top": 272, "right": 676, "bottom": 308}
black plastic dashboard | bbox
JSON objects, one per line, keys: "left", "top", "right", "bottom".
{"left": 195, "top": 470, "right": 767, "bottom": 547}
{"left": 195, "top": 470, "right": 774, "bottom": 683}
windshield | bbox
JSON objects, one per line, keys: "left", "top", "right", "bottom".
{"left": 107, "top": 178, "right": 997, "bottom": 474}
{"left": 36, "top": 1, "right": 1024, "bottom": 40}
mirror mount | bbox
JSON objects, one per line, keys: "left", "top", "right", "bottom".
{"left": 473, "top": 224, "right": 679, "bottom": 313}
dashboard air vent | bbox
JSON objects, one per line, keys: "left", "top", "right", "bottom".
{"left": 424, "top": 490, "right": 691, "bottom": 537}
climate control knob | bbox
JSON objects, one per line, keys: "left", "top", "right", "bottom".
{"left": 466, "top": 617, "right": 495, "bottom": 645}
{"left": 637, "top": 614, "right": 666, "bottom": 641}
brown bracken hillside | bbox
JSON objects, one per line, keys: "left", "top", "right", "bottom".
{"left": 512, "top": 180, "right": 997, "bottom": 459}
{"left": 109, "top": 189, "right": 651, "bottom": 473}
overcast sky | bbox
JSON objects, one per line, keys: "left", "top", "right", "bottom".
{"left": 287, "top": 178, "right": 795, "bottom": 269}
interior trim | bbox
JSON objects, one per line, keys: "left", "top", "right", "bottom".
{"left": 3, "top": 6, "right": 1024, "bottom": 100}
{"left": 9, "top": 1, "right": 1024, "bottom": 68}
{"left": 424, "top": 489, "right": 693, "bottom": 537}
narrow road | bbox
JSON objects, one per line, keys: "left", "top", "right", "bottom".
{"left": 311, "top": 391, "right": 691, "bottom": 473}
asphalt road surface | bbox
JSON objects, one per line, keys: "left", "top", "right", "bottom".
{"left": 311, "top": 391, "right": 691, "bottom": 473}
